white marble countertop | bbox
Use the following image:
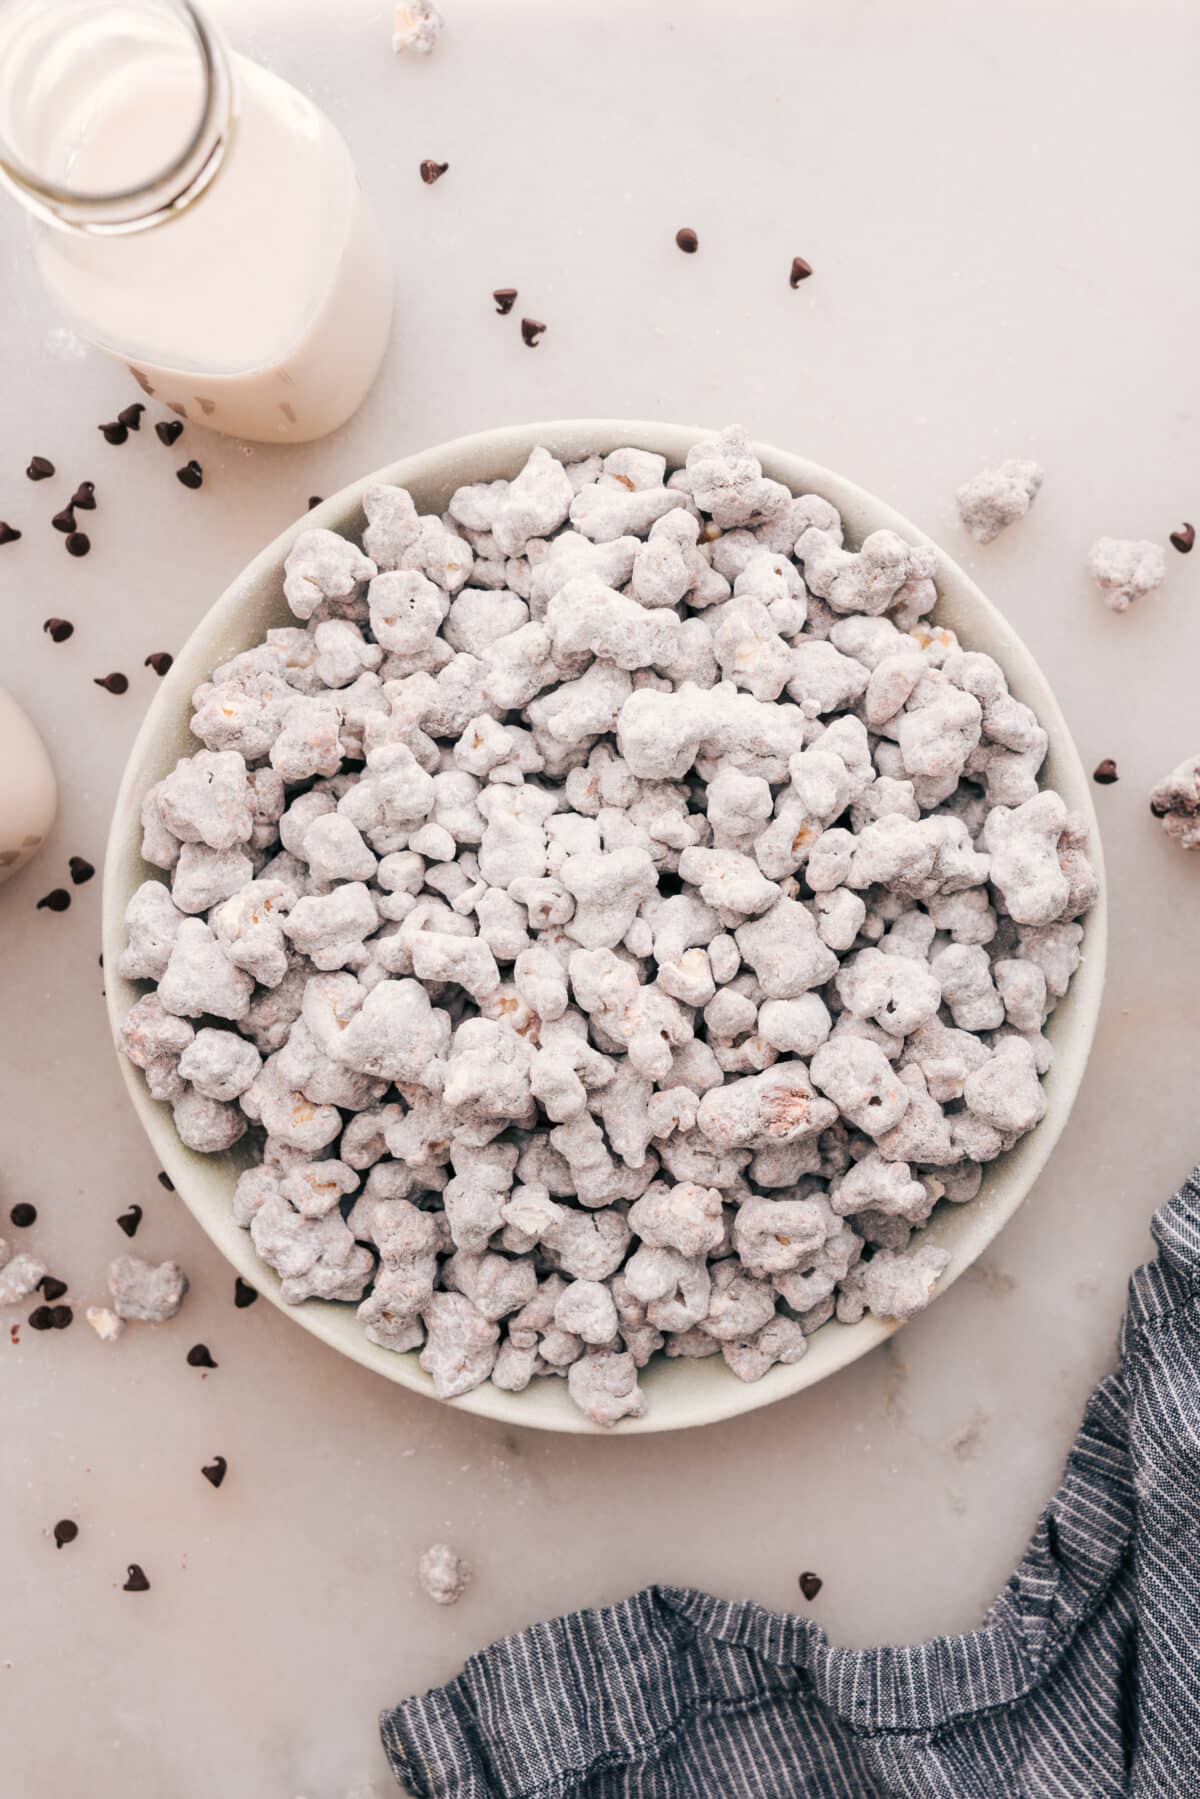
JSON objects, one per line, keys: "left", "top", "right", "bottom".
{"left": 2, "top": 2, "right": 1197, "bottom": 1794}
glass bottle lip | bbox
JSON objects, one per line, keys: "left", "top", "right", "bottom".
{"left": 0, "top": 0, "right": 233, "bottom": 236}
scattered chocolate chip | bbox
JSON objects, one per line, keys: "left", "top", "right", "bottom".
{"left": 493, "top": 288, "right": 518, "bottom": 315}
{"left": 143, "top": 651, "right": 173, "bottom": 678}
{"left": 789, "top": 256, "right": 814, "bottom": 286}
{"left": 39, "top": 1276, "right": 68, "bottom": 1302}
{"left": 123, "top": 1563, "right": 150, "bottom": 1592}
{"left": 1170, "top": 521, "right": 1195, "bottom": 554}
{"left": 116, "top": 1205, "right": 142, "bottom": 1238}
{"left": 798, "top": 1571, "right": 823, "bottom": 1600}
{"left": 27, "top": 456, "right": 55, "bottom": 481}
{"left": 307, "top": 495, "right": 323, "bottom": 510}
{"left": 1093, "top": 758, "right": 1119, "bottom": 786}
{"left": 157, "top": 1172, "right": 175, "bottom": 1192}
{"left": 419, "top": 159, "right": 449, "bottom": 184}
{"left": 94, "top": 672, "right": 129, "bottom": 694}
{"left": 1150, "top": 795, "right": 1170, "bottom": 817}
{"left": 675, "top": 227, "right": 698, "bottom": 254}
{"left": 65, "top": 530, "right": 91, "bottom": 557}
{"left": 51, "top": 505, "right": 76, "bottom": 533}
{"left": 44, "top": 617, "right": 74, "bottom": 643}
{"left": 70, "top": 482, "right": 96, "bottom": 510}
{"left": 117, "top": 403, "right": 145, "bottom": 431}
{"left": 28, "top": 1306, "right": 55, "bottom": 1331}
{"left": 521, "top": 317, "right": 547, "bottom": 347}
{"left": 233, "top": 1276, "right": 258, "bottom": 1308}
{"left": 0, "top": 522, "right": 22, "bottom": 545}
{"left": 98, "top": 421, "right": 128, "bottom": 446}
{"left": 9, "top": 1324, "right": 19, "bottom": 1344}
{"left": 53, "top": 1519, "right": 78, "bottom": 1548}
{"left": 176, "top": 460, "right": 203, "bottom": 489}
{"left": 10, "top": 1203, "right": 36, "bottom": 1228}
{"left": 155, "top": 419, "right": 184, "bottom": 446}
{"left": 50, "top": 1304, "right": 73, "bottom": 1330}
{"left": 187, "top": 1343, "right": 217, "bottom": 1369}
{"left": 201, "top": 1455, "right": 227, "bottom": 1489}
{"left": 37, "top": 889, "right": 71, "bottom": 912}
{"left": 69, "top": 856, "right": 95, "bottom": 885}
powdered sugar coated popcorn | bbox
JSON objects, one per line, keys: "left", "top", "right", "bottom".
{"left": 116, "top": 429, "right": 1096, "bottom": 1424}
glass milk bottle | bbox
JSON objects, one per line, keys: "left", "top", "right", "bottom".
{"left": 0, "top": 0, "right": 394, "bottom": 443}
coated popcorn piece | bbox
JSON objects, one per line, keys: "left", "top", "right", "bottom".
{"left": 171, "top": 842, "right": 254, "bottom": 915}
{"left": 419, "top": 1290, "right": 500, "bottom": 1398}
{"left": 283, "top": 527, "right": 376, "bottom": 621}
{"left": 722, "top": 1314, "right": 808, "bottom": 1383}
{"left": 368, "top": 568, "right": 447, "bottom": 657}
{"left": 830, "top": 1153, "right": 930, "bottom": 1223}
{"left": 1087, "top": 537, "right": 1166, "bottom": 612}
{"left": 189, "top": 649, "right": 293, "bottom": 761}
{"left": 554, "top": 1278, "right": 619, "bottom": 1345}
{"left": 392, "top": 0, "right": 444, "bottom": 56}
{"left": 270, "top": 693, "right": 344, "bottom": 781}
{"left": 178, "top": 1027, "right": 261, "bottom": 1101}
{"left": 797, "top": 526, "right": 936, "bottom": 620}
{"left": 567, "top": 1349, "right": 646, "bottom": 1426}
{"left": 835, "top": 1243, "right": 950, "bottom": 1324}
{"left": 699, "top": 1259, "right": 777, "bottom": 1342}
{"left": 696, "top": 1065, "right": 838, "bottom": 1151}
{"left": 956, "top": 459, "right": 1043, "bottom": 544}
{"left": 963, "top": 1036, "right": 1047, "bottom": 1135}
{"left": 250, "top": 1194, "right": 374, "bottom": 1303}
{"left": 810, "top": 1038, "right": 911, "bottom": 1138}
{"left": 733, "top": 1197, "right": 827, "bottom": 1277}
{"left": 108, "top": 1255, "right": 188, "bottom": 1322}
{"left": 681, "top": 427, "right": 791, "bottom": 529}
{"left": 983, "top": 792, "right": 1071, "bottom": 925}
{"left": 157, "top": 750, "right": 252, "bottom": 851}
{"left": 734, "top": 898, "right": 840, "bottom": 998}
{"left": 172, "top": 1087, "right": 247, "bottom": 1153}
{"left": 489, "top": 447, "right": 573, "bottom": 556}
{"left": 627, "top": 1181, "right": 724, "bottom": 1258}
{"left": 836, "top": 946, "right": 942, "bottom": 1037}
{"left": 119, "top": 881, "right": 185, "bottom": 982}
{"left": 0, "top": 1252, "right": 49, "bottom": 1305}
{"left": 283, "top": 883, "right": 378, "bottom": 971}
{"left": 1149, "top": 754, "right": 1200, "bottom": 850}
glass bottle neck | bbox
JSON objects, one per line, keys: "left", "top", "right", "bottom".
{"left": 0, "top": 0, "right": 233, "bottom": 236}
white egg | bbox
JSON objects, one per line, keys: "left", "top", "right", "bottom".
{"left": 0, "top": 687, "right": 58, "bottom": 885}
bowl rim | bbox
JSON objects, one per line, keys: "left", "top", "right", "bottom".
{"left": 102, "top": 419, "right": 1107, "bottom": 1435}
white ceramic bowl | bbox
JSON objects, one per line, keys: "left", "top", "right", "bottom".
{"left": 103, "top": 421, "right": 1106, "bottom": 1434}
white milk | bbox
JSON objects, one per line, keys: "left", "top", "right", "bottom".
{"left": 33, "top": 51, "right": 393, "bottom": 443}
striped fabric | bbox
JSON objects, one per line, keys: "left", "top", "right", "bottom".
{"left": 381, "top": 1172, "right": 1200, "bottom": 1798}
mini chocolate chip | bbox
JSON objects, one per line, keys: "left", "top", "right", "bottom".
{"left": 144, "top": 651, "right": 173, "bottom": 676}
{"left": 28, "top": 1306, "right": 55, "bottom": 1331}
{"left": 675, "top": 227, "right": 698, "bottom": 253}
{"left": 201, "top": 1455, "right": 227, "bottom": 1489}
{"left": 176, "top": 460, "right": 203, "bottom": 489}
{"left": 798, "top": 1571, "right": 823, "bottom": 1600}
{"left": 44, "top": 618, "right": 74, "bottom": 643}
{"left": 233, "top": 1276, "right": 258, "bottom": 1308}
{"left": 155, "top": 419, "right": 184, "bottom": 446}
{"left": 1149, "top": 796, "right": 1170, "bottom": 817}
{"left": 27, "top": 456, "right": 55, "bottom": 481}
{"left": 37, "top": 889, "right": 71, "bottom": 912}
{"left": 70, "top": 481, "right": 97, "bottom": 510}
{"left": 53, "top": 1519, "right": 78, "bottom": 1548}
{"left": 1170, "top": 521, "right": 1195, "bottom": 554}
{"left": 116, "top": 1205, "right": 142, "bottom": 1238}
{"left": 789, "top": 257, "right": 814, "bottom": 286}
{"left": 69, "top": 856, "right": 95, "bottom": 885}
{"left": 0, "top": 522, "right": 22, "bottom": 545}
{"left": 123, "top": 1563, "right": 150, "bottom": 1592}
{"left": 50, "top": 1304, "right": 73, "bottom": 1329}
{"left": 521, "top": 317, "right": 547, "bottom": 347}
{"left": 10, "top": 1203, "right": 36, "bottom": 1227}
{"left": 39, "top": 1277, "right": 68, "bottom": 1302}
{"left": 187, "top": 1343, "right": 217, "bottom": 1369}
{"left": 419, "top": 159, "right": 449, "bottom": 184}
{"left": 94, "top": 672, "right": 129, "bottom": 693}
{"left": 65, "top": 530, "right": 91, "bottom": 557}
{"left": 157, "top": 1172, "right": 175, "bottom": 1191}
{"left": 117, "top": 403, "right": 145, "bottom": 431}
{"left": 51, "top": 506, "right": 76, "bottom": 533}
{"left": 493, "top": 288, "right": 518, "bottom": 315}
{"left": 307, "top": 495, "right": 323, "bottom": 510}
{"left": 9, "top": 1324, "right": 19, "bottom": 1344}
{"left": 1093, "top": 758, "right": 1119, "bottom": 785}
{"left": 98, "top": 421, "right": 128, "bottom": 445}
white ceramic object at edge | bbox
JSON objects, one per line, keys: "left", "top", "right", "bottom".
{"left": 101, "top": 420, "right": 1107, "bottom": 1436}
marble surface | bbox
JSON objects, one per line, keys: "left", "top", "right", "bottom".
{"left": 1, "top": 2, "right": 1197, "bottom": 1794}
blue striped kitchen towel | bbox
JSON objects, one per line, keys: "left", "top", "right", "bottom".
{"left": 381, "top": 1170, "right": 1200, "bottom": 1797}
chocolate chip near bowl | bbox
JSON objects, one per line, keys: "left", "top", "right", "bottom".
{"left": 102, "top": 421, "right": 1106, "bottom": 1434}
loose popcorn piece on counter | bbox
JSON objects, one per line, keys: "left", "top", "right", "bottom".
{"left": 392, "top": 0, "right": 444, "bottom": 54}
{"left": 955, "top": 460, "right": 1043, "bottom": 544}
{"left": 115, "top": 426, "right": 1098, "bottom": 1424}
{"left": 86, "top": 1305, "right": 125, "bottom": 1343}
{"left": 1086, "top": 537, "right": 1166, "bottom": 612}
{"left": 417, "top": 1541, "right": 471, "bottom": 1605}
{"left": 1149, "top": 754, "right": 1200, "bottom": 849}
{"left": 108, "top": 1256, "right": 189, "bottom": 1323}
{"left": 0, "top": 1252, "right": 49, "bottom": 1305}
